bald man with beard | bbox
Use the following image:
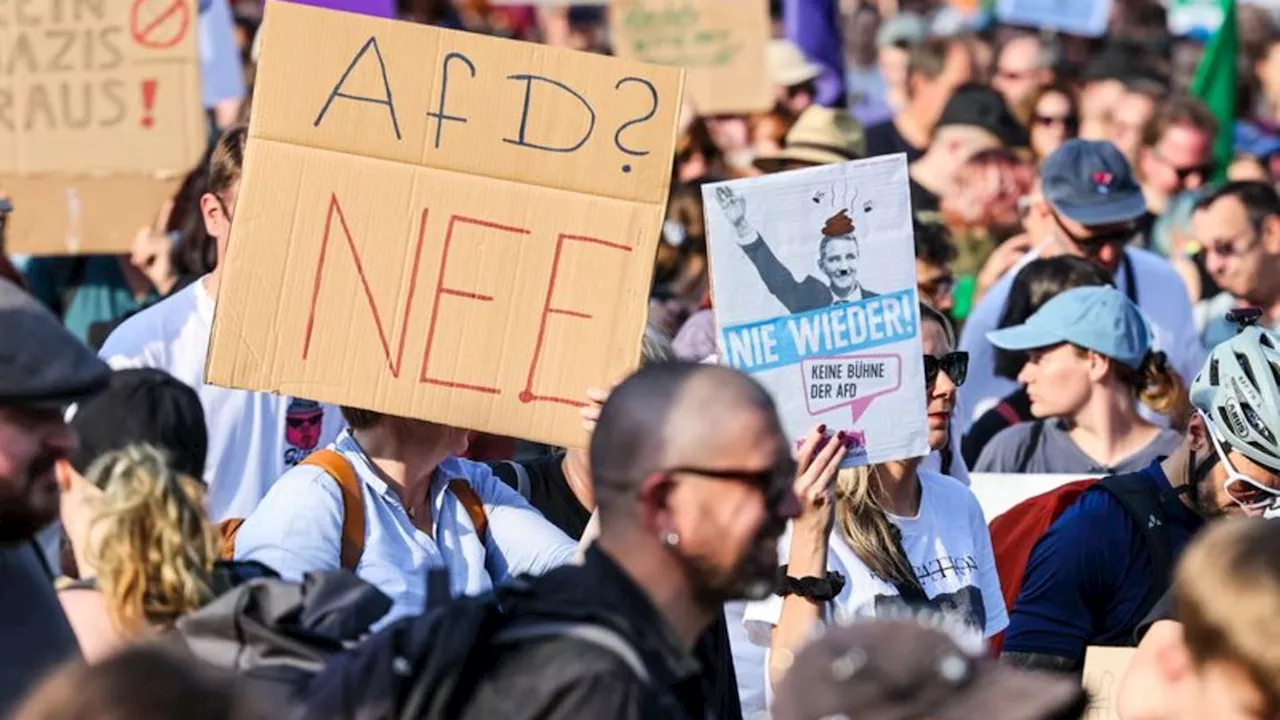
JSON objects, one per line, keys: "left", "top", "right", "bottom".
{"left": 308, "top": 363, "right": 844, "bottom": 720}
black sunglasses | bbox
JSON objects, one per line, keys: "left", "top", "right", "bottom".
{"left": 665, "top": 461, "right": 798, "bottom": 511}
{"left": 1170, "top": 163, "right": 1215, "bottom": 184}
{"left": 1050, "top": 211, "right": 1135, "bottom": 255}
{"left": 287, "top": 414, "right": 322, "bottom": 428}
{"left": 1033, "top": 114, "right": 1078, "bottom": 131}
{"left": 924, "top": 352, "right": 968, "bottom": 387}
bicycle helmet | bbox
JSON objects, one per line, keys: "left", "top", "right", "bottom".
{"left": 1190, "top": 318, "right": 1280, "bottom": 473}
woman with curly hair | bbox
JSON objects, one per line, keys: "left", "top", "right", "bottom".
{"left": 57, "top": 444, "right": 218, "bottom": 661}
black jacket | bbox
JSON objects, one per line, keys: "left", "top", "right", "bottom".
{"left": 457, "top": 547, "right": 709, "bottom": 720}
{"left": 306, "top": 547, "right": 718, "bottom": 720}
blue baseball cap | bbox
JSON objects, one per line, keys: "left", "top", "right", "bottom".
{"left": 1041, "top": 139, "right": 1147, "bottom": 227}
{"left": 985, "top": 286, "right": 1153, "bottom": 369}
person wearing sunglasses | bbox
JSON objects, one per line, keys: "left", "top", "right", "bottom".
{"left": 1028, "top": 83, "right": 1078, "bottom": 163}
{"left": 747, "top": 303, "right": 1007, "bottom": 698}
{"left": 1136, "top": 96, "right": 1218, "bottom": 217}
{"left": 1000, "top": 311, "right": 1280, "bottom": 675}
{"left": 957, "top": 139, "right": 1204, "bottom": 438}
{"left": 974, "top": 286, "right": 1185, "bottom": 475}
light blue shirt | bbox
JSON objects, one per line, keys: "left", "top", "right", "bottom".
{"left": 233, "top": 430, "right": 577, "bottom": 625}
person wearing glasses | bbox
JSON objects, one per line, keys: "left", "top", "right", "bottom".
{"left": 1027, "top": 83, "right": 1078, "bottom": 164}
{"left": 957, "top": 139, "right": 1204, "bottom": 434}
{"left": 746, "top": 303, "right": 1007, "bottom": 695}
{"left": 1136, "top": 96, "right": 1218, "bottom": 218}
{"left": 1192, "top": 182, "right": 1280, "bottom": 351}
{"left": 1001, "top": 310, "right": 1280, "bottom": 673}
{"left": 973, "top": 286, "right": 1185, "bottom": 475}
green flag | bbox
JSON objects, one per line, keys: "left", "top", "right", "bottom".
{"left": 1190, "top": 0, "right": 1237, "bottom": 181}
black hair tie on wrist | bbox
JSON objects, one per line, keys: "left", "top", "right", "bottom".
{"left": 775, "top": 565, "right": 846, "bottom": 602}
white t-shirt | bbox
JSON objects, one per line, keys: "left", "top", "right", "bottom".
{"left": 744, "top": 470, "right": 1007, "bottom": 665}
{"left": 99, "top": 279, "right": 345, "bottom": 521}
{"left": 957, "top": 247, "right": 1204, "bottom": 430}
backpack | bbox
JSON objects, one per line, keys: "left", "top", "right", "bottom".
{"left": 987, "top": 470, "right": 1174, "bottom": 654}
{"left": 303, "top": 578, "right": 653, "bottom": 720}
{"left": 218, "top": 449, "right": 491, "bottom": 569}
{"left": 168, "top": 570, "right": 394, "bottom": 703}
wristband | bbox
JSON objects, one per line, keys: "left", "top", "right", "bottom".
{"left": 775, "top": 565, "right": 846, "bottom": 602}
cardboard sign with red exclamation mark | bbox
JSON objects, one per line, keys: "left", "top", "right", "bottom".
{"left": 141, "top": 80, "right": 157, "bottom": 129}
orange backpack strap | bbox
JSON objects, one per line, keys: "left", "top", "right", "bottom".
{"left": 218, "top": 518, "right": 245, "bottom": 561}
{"left": 448, "top": 479, "right": 488, "bottom": 545}
{"left": 302, "top": 449, "right": 365, "bottom": 571}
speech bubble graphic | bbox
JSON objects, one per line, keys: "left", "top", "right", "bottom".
{"left": 800, "top": 353, "right": 902, "bottom": 423}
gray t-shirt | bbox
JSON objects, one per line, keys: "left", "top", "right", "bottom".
{"left": 973, "top": 419, "right": 1182, "bottom": 475}
{"left": 0, "top": 542, "right": 80, "bottom": 715}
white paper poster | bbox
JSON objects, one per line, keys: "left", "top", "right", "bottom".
{"left": 704, "top": 155, "right": 928, "bottom": 466}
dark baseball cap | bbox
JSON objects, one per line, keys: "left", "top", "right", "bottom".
{"left": 936, "top": 84, "right": 1029, "bottom": 149}
{"left": 1041, "top": 139, "right": 1148, "bottom": 227}
{"left": 773, "top": 619, "right": 1087, "bottom": 720}
{"left": 0, "top": 278, "right": 109, "bottom": 408}
{"left": 67, "top": 368, "right": 207, "bottom": 480}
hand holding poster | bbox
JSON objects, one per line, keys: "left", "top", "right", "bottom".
{"left": 0, "top": 0, "right": 205, "bottom": 254}
{"left": 705, "top": 156, "right": 928, "bottom": 466}
{"left": 205, "top": 2, "right": 683, "bottom": 450}
{"left": 611, "top": 0, "right": 771, "bottom": 116}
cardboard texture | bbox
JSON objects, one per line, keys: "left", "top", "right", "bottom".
{"left": 1081, "top": 646, "right": 1135, "bottom": 720}
{"left": 0, "top": 0, "right": 205, "bottom": 255}
{"left": 611, "top": 0, "right": 771, "bottom": 116}
{"left": 206, "top": 2, "right": 683, "bottom": 449}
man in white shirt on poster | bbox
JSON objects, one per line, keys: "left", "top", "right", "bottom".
{"left": 99, "top": 126, "right": 345, "bottom": 520}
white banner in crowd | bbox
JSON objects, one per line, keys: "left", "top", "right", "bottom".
{"left": 969, "top": 473, "right": 1102, "bottom": 523}
{"left": 704, "top": 155, "right": 927, "bottom": 466}
{"left": 995, "top": 0, "right": 1113, "bottom": 38}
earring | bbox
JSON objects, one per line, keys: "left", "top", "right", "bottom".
{"left": 662, "top": 531, "right": 680, "bottom": 548}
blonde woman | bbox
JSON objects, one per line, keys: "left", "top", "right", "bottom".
{"left": 744, "top": 304, "right": 1007, "bottom": 690}
{"left": 57, "top": 444, "right": 218, "bottom": 662}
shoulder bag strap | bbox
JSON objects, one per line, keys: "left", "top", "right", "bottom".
{"left": 503, "top": 460, "right": 532, "bottom": 501}
{"left": 301, "top": 449, "right": 365, "bottom": 571}
{"left": 449, "top": 479, "right": 489, "bottom": 545}
{"left": 492, "top": 621, "right": 651, "bottom": 683}
{"left": 1016, "top": 420, "right": 1046, "bottom": 474}
{"left": 1097, "top": 472, "right": 1173, "bottom": 615}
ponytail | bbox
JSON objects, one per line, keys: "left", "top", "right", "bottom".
{"left": 1117, "top": 351, "right": 1189, "bottom": 428}
{"left": 87, "top": 445, "right": 217, "bottom": 637}
{"left": 834, "top": 466, "right": 923, "bottom": 595}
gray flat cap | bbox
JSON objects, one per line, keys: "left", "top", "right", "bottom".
{"left": 0, "top": 277, "right": 109, "bottom": 407}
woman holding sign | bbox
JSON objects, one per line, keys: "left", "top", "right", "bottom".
{"left": 745, "top": 303, "right": 1007, "bottom": 691}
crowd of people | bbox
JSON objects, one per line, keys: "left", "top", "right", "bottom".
{"left": 8, "top": 0, "right": 1280, "bottom": 718}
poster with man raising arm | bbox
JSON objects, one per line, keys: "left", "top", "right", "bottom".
{"left": 704, "top": 155, "right": 928, "bottom": 465}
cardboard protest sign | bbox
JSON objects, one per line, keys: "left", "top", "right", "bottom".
{"left": 704, "top": 156, "right": 927, "bottom": 466}
{"left": 1082, "top": 646, "right": 1135, "bottom": 720}
{"left": 611, "top": 0, "right": 771, "bottom": 116}
{"left": 0, "top": 0, "right": 205, "bottom": 255}
{"left": 995, "top": 0, "right": 1113, "bottom": 37}
{"left": 205, "top": 2, "right": 683, "bottom": 449}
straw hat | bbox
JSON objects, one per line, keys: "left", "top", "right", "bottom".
{"left": 768, "top": 39, "right": 823, "bottom": 88}
{"left": 755, "top": 106, "right": 866, "bottom": 173}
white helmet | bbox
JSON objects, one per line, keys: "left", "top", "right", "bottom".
{"left": 1190, "top": 319, "right": 1280, "bottom": 472}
